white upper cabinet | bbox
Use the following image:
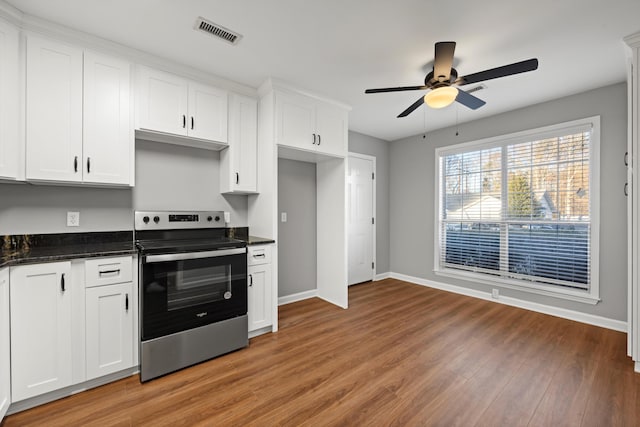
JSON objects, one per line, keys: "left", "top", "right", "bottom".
{"left": 83, "top": 51, "right": 132, "bottom": 185}
{"left": 26, "top": 35, "right": 133, "bottom": 186}
{"left": 26, "top": 35, "right": 83, "bottom": 183}
{"left": 0, "top": 19, "right": 20, "bottom": 181}
{"left": 275, "top": 90, "right": 348, "bottom": 158}
{"left": 188, "top": 82, "right": 228, "bottom": 142}
{"left": 221, "top": 93, "right": 258, "bottom": 194}
{"left": 137, "top": 66, "right": 228, "bottom": 146}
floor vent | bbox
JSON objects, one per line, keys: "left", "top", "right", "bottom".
{"left": 194, "top": 17, "right": 242, "bottom": 45}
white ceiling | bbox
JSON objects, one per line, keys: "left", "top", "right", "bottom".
{"left": 7, "top": 0, "right": 640, "bottom": 141}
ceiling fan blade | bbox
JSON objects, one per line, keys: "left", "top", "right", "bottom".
{"left": 457, "top": 58, "right": 538, "bottom": 85}
{"left": 434, "top": 41, "right": 456, "bottom": 81}
{"left": 398, "top": 96, "right": 425, "bottom": 118}
{"left": 455, "top": 89, "right": 486, "bottom": 110}
{"left": 365, "top": 85, "right": 428, "bottom": 94}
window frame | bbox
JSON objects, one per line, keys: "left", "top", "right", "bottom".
{"left": 433, "top": 116, "right": 600, "bottom": 304}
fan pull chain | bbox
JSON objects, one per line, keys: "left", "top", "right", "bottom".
{"left": 455, "top": 105, "right": 460, "bottom": 136}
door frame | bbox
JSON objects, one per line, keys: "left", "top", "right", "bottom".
{"left": 347, "top": 152, "right": 376, "bottom": 283}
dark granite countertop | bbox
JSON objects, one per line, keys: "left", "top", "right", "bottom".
{"left": 1, "top": 231, "right": 135, "bottom": 268}
{"left": 246, "top": 236, "right": 276, "bottom": 246}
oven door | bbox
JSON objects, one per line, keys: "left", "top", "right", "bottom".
{"left": 141, "top": 248, "right": 247, "bottom": 341}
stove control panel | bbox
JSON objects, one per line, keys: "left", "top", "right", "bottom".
{"left": 135, "top": 211, "right": 226, "bottom": 230}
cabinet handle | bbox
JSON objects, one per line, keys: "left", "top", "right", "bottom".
{"left": 312, "top": 133, "right": 316, "bottom": 145}
{"left": 74, "top": 156, "right": 78, "bottom": 173}
{"left": 249, "top": 274, "right": 253, "bottom": 287}
{"left": 125, "top": 293, "right": 129, "bottom": 311}
{"left": 182, "top": 115, "right": 186, "bottom": 129}
{"left": 625, "top": 182, "right": 629, "bottom": 196}
{"left": 87, "top": 157, "right": 91, "bottom": 174}
{"left": 191, "top": 116, "right": 194, "bottom": 130}
{"left": 317, "top": 134, "right": 321, "bottom": 146}
{"left": 253, "top": 253, "right": 266, "bottom": 258}
{"left": 625, "top": 151, "right": 629, "bottom": 166}
{"left": 236, "top": 172, "right": 239, "bottom": 185}
{"left": 61, "top": 273, "right": 66, "bottom": 292}
{"left": 99, "top": 269, "right": 121, "bottom": 277}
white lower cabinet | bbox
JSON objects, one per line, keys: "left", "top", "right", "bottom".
{"left": 9, "top": 262, "right": 74, "bottom": 402}
{"left": 85, "top": 282, "right": 133, "bottom": 380}
{"left": 8, "top": 256, "right": 135, "bottom": 406}
{"left": 1, "top": 268, "right": 10, "bottom": 419}
{"left": 247, "top": 245, "right": 273, "bottom": 332}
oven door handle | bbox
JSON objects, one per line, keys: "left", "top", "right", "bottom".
{"left": 144, "top": 248, "right": 246, "bottom": 263}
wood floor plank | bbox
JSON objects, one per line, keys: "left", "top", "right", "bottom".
{"left": 4, "top": 279, "right": 638, "bottom": 427}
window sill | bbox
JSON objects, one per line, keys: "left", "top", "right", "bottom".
{"left": 434, "top": 268, "right": 600, "bottom": 305}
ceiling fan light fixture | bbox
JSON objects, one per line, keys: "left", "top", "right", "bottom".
{"left": 424, "top": 86, "right": 458, "bottom": 109}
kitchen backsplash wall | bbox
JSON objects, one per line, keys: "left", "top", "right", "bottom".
{"left": 0, "top": 183, "right": 133, "bottom": 235}
{"left": 133, "top": 140, "right": 248, "bottom": 225}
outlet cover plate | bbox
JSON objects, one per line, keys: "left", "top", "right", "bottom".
{"left": 67, "top": 211, "right": 80, "bottom": 227}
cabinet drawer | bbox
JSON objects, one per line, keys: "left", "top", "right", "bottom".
{"left": 85, "top": 256, "right": 132, "bottom": 287}
{"left": 247, "top": 245, "right": 271, "bottom": 266}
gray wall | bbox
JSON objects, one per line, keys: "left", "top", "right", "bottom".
{"left": 133, "top": 140, "right": 248, "bottom": 225}
{"left": 0, "top": 183, "right": 132, "bottom": 234}
{"left": 278, "top": 158, "right": 317, "bottom": 297}
{"left": 348, "top": 131, "right": 391, "bottom": 274}
{"left": 390, "top": 82, "right": 627, "bottom": 321}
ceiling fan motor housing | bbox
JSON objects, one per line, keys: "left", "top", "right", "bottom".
{"left": 426, "top": 68, "right": 458, "bottom": 88}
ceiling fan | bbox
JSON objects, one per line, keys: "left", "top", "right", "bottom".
{"left": 364, "top": 41, "right": 538, "bottom": 118}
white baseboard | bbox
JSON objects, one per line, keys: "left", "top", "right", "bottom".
{"left": 375, "top": 272, "right": 391, "bottom": 281}
{"left": 278, "top": 289, "right": 318, "bottom": 306}
{"left": 389, "top": 272, "right": 627, "bottom": 333}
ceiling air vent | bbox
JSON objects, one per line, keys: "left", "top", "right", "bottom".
{"left": 194, "top": 17, "right": 242, "bottom": 45}
{"left": 466, "top": 84, "right": 487, "bottom": 94}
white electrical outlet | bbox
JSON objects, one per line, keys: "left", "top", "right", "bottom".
{"left": 281, "top": 212, "right": 287, "bottom": 222}
{"left": 67, "top": 211, "right": 80, "bottom": 227}
{"left": 491, "top": 288, "right": 499, "bottom": 299}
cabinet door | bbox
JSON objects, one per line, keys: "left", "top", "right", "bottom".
{"left": 222, "top": 93, "right": 257, "bottom": 193}
{"left": 315, "top": 101, "right": 348, "bottom": 157}
{"left": 188, "top": 82, "right": 228, "bottom": 143}
{"left": 275, "top": 91, "right": 316, "bottom": 151}
{"left": 0, "top": 269, "right": 9, "bottom": 419}
{"left": 26, "top": 35, "right": 83, "bottom": 182}
{"left": 248, "top": 263, "right": 272, "bottom": 331}
{"left": 0, "top": 20, "right": 19, "bottom": 180}
{"left": 137, "top": 66, "right": 188, "bottom": 136}
{"left": 10, "top": 262, "right": 73, "bottom": 402}
{"left": 85, "top": 283, "right": 133, "bottom": 380}
{"left": 83, "top": 51, "right": 132, "bottom": 185}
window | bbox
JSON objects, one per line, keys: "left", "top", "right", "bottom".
{"left": 435, "top": 117, "right": 600, "bottom": 303}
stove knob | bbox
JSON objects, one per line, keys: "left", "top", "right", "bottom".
{"left": 143, "top": 216, "right": 150, "bottom": 224}
{"left": 153, "top": 216, "right": 160, "bottom": 224}
{"left": 207, "top": 216, "right": 213, "bottom": 222}
{"left": 214, "top": 216, "right": 220, "bottom": 222}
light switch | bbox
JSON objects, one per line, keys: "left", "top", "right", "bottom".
{"left": 281, "top": 212, "right": 287, "bottom": 222}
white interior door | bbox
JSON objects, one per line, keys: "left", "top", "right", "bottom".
{"left": 348, "top": 155, "right": 374, "bottom": 285}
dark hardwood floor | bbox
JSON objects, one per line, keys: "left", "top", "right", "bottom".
{"left": 4, "top": 278, "right": 639, "bottom": 426}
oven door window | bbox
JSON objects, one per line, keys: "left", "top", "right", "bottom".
{"left": 169, "top": 261, "right": 230, "bottom": 310}
{"left": 141, "top": 251, "right": 247, "bottom": 341}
